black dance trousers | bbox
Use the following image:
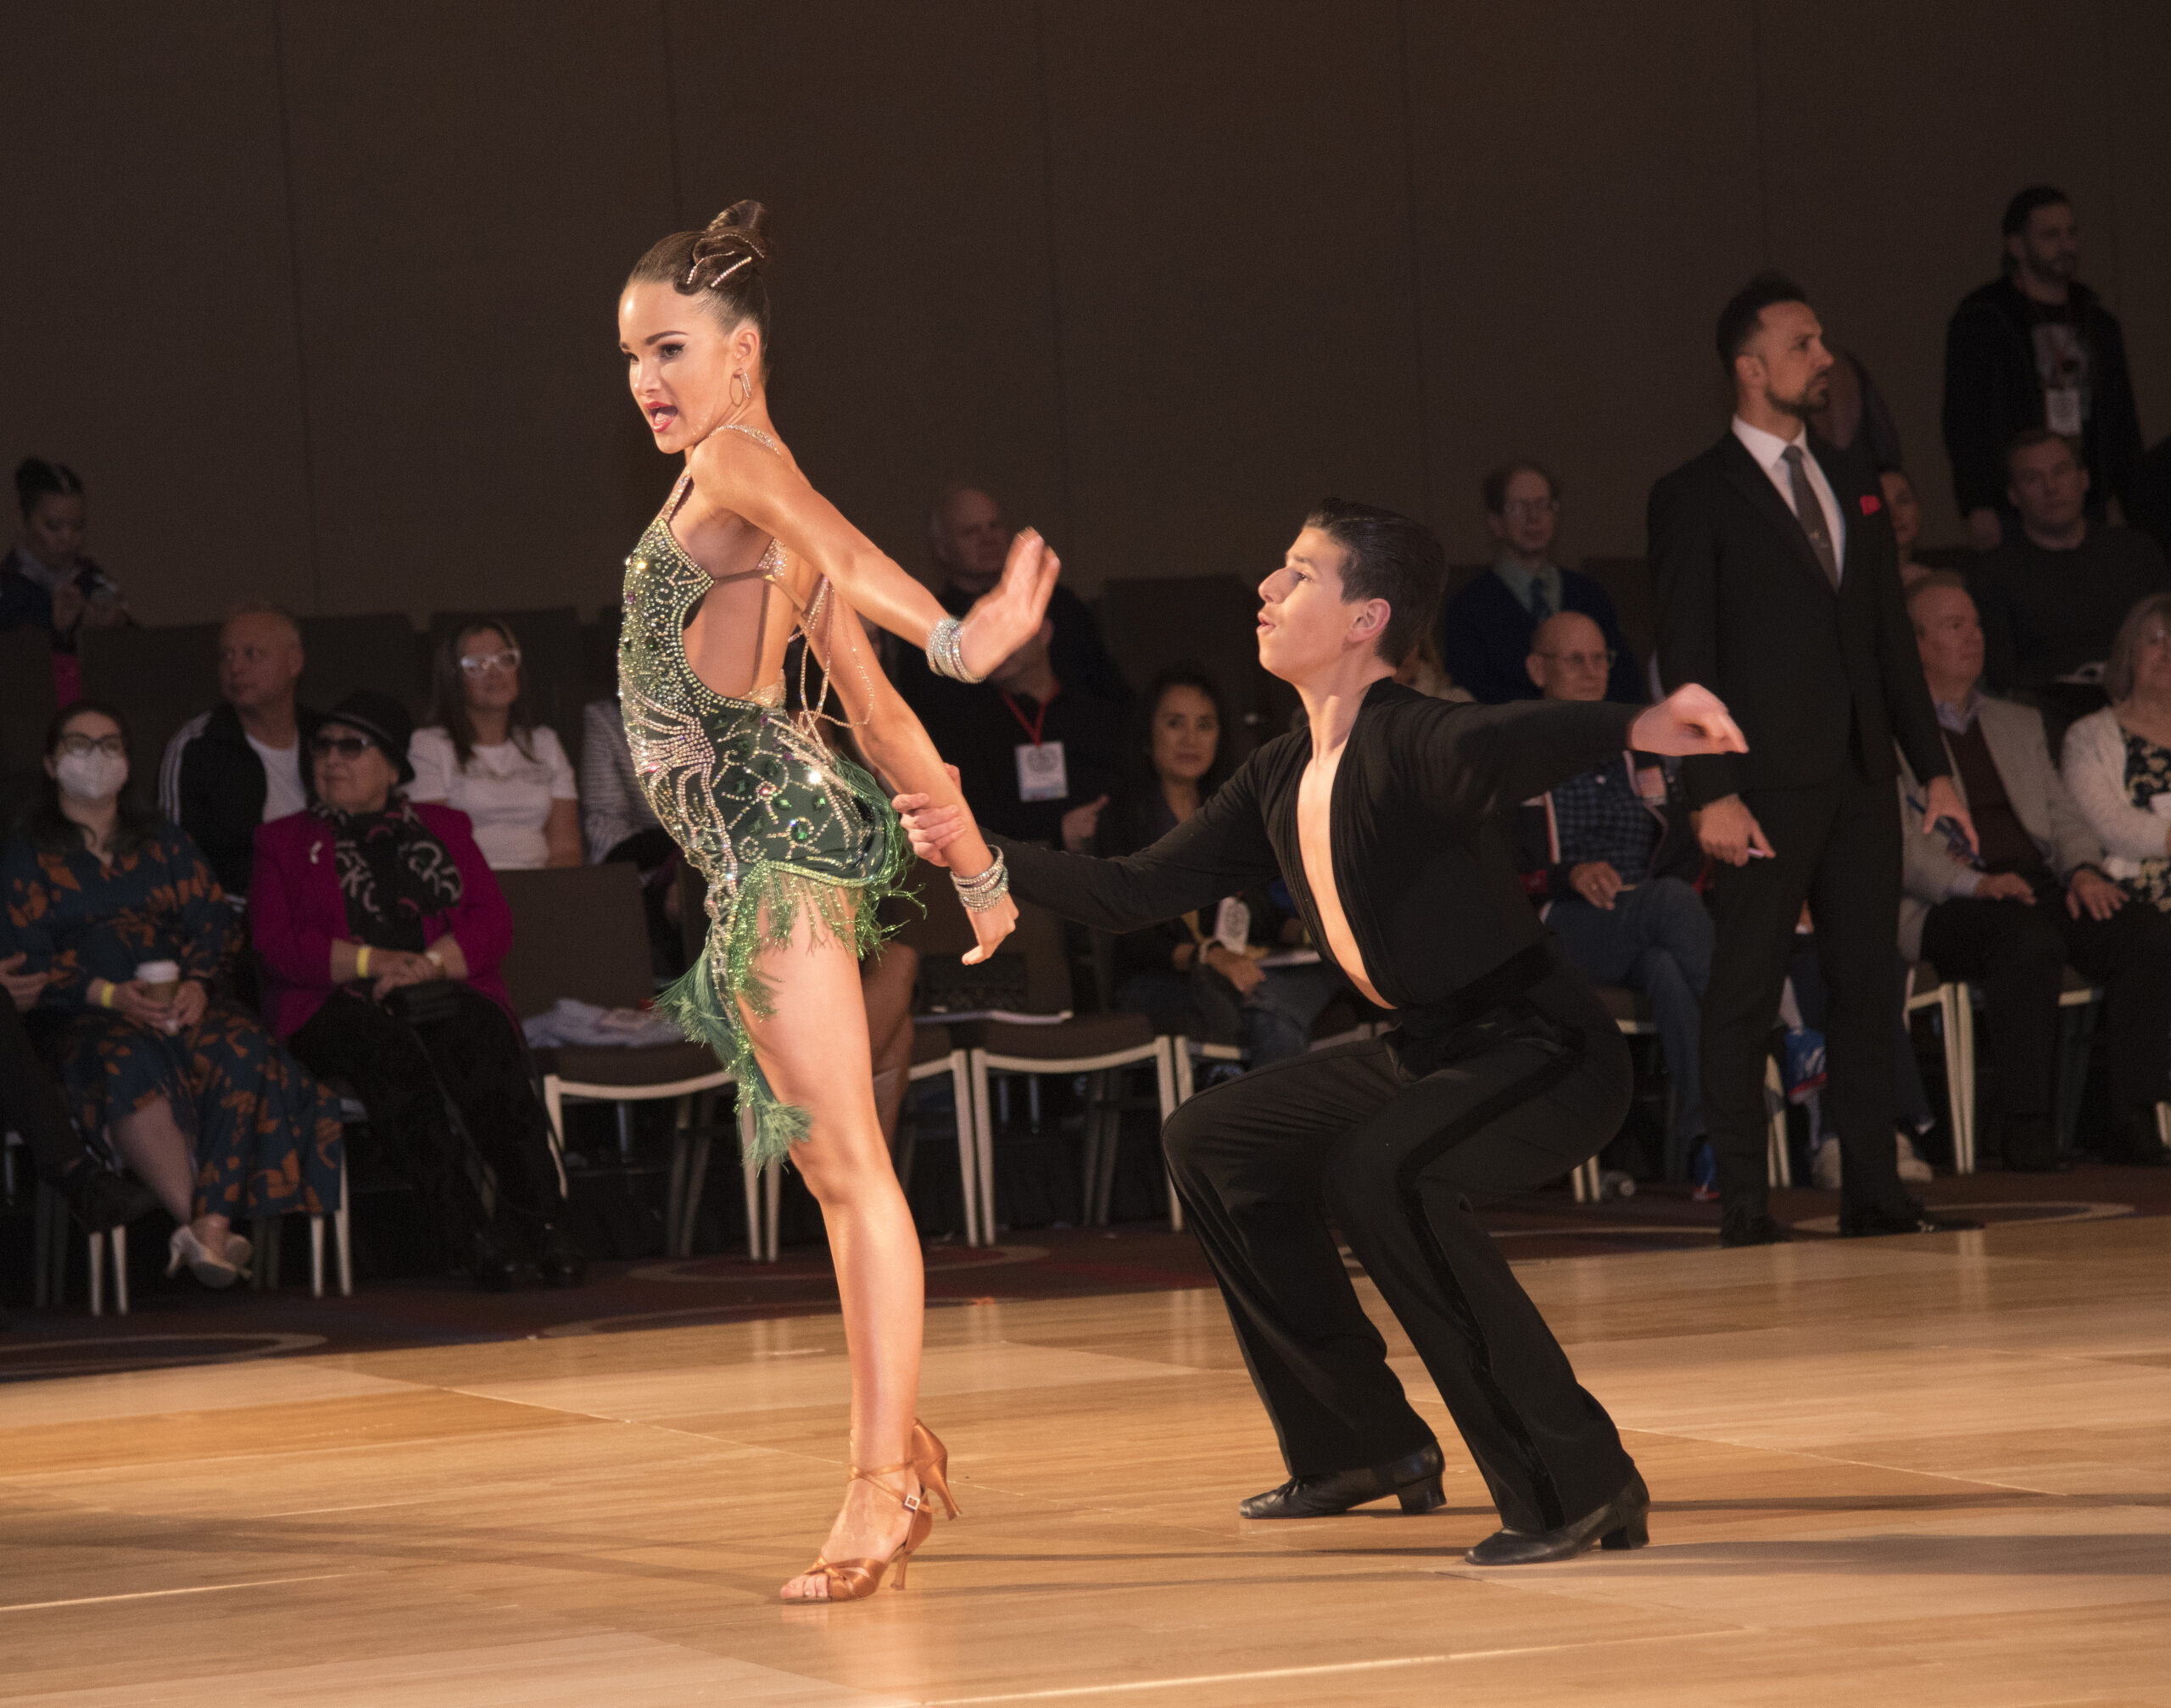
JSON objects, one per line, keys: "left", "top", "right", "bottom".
{"left": 290, "top": 987, "right": 563, "bottom": 1254}
{"left": 1921, "top": 885, "right": 2171, "bottom": 1162}
{"left": 1702, "top": 773, "right": 1913, "bottom": 1222}
{"left": 1162, "top": 963, "right": 1638, "bottom": 1533}
{"left": 0, "top": 990, "right": 89, "bottom": 1182}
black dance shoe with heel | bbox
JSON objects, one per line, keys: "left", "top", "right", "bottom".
{"left": 1464, "top": 1471, "right": 1650, "bottom": 1565}
{"left": 1238, "top": 1443, "right": 1446, "bottom": 1520}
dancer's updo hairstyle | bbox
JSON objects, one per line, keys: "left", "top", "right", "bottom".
{"left": 628, "top": 200, "right": 774, "bottom": 366}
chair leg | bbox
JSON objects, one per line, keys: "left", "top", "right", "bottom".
{"left": 88, "top": 1227, "right": 103, "bottom": 1318}
{"left": 970, "top": 1051, "right": 996, "bottom": 1245}
{"left": 1763, "top": 1056, "right": 1792, "bottom": 1188}
{"left": 336, "top": 1154, "right": 354, "bottom": 1297}
{"left": 540, "top": 1076, "right": 571, "bottom": 1197}
{"left": 763, "top": 1158, "right": 782, "bottom": 1262}
{"left": 1571, "top": 1156, "right": 1601, "bottom": 1203}
{"left": 110, "top": 1225, "right": 128, "bottom": 1315}
{"left": 1939, "top": 985, "right": 1973, "bottom": 1174}
{"left": 665, "top": 1100, "right": 693, "bottom": 1260}
{"left": 310, "top": 1214, "right": 326, "bottom": 1298}
{"left": 1077, "top": 1069, "right": 1105, "bottom": 1231}
{"left": 680, "top": 1128, "right": 714, "bottom": 1258}
{"left": 1153, "top": 1038, "right": 1184, "bottom": 1233}
{"left": 950, "top": 1053, "right": 979, "bottom": 1248}
{"left": 1093, "top": 1072, "right": 1122, "bottom": 1227}
{"left": 254, "top": 1215, "right": 278, "bottom": 1291}
{"left": 34, "top": 1181, "right": 57, "bottom": 1309}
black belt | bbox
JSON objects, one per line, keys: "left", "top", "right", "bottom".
{"left": 1391, "top": 939, "right": 1561, "bottom": 1041}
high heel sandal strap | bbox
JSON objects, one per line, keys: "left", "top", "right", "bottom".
{"left": 847, "top": 1460, "right": 926, "bottom": 1515}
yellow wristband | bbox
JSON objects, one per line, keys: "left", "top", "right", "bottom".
{"left": 355, "top": 945, "right": 371, "bottom": 978}
{"left": 98, "top": 981, "right": 115, "bottom": 1008}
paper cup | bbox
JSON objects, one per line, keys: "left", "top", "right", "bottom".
{"left": 135, "top": 959, "right": 181, "bottom": 1003}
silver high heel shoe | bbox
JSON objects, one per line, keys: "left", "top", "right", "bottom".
{"left": 167, "top": 1225, "right": 250, "bottom": 1288}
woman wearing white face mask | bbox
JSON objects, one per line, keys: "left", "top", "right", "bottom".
{"left": 0, "top": 701, "right": 344, "bottom": 1285}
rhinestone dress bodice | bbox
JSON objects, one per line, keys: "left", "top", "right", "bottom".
{"left": 618, "top": 428, "right": 903, "bottom": 1159}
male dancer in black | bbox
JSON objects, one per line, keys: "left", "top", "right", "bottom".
{"left": 896, "top": 499, "right": 1748, "bottom": 1564}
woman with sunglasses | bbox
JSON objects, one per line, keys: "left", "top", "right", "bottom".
{"left": 408, "top": 618, "right": 581, "bottom": 870}
{"left": 0, "top": 701, "right": 343, "bottom": 1286}
{"left": 252, "top": 689, "right": 582, "bottom": 1290}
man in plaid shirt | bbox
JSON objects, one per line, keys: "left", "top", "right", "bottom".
{"left": 1512, "top": 612, "right": 1710, "bottom": 1172}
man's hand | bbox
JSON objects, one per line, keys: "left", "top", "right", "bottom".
{"left": 956, "top": 529, "right": 1060, "bottom": 681}
{"left": 0, "top": 952, "right": 50, "bottom": 1009}
{"left": 893, "top": 766, "right": 969, "bottom": 868}
{"left": 1966, "top": 507, "right": 2004, "bottom": 553}
{"left": 1975, "top": 872, "right": 2036, "bottom": 904}
{"left": 1627, "top": 684, "right": 1749, "bottom": 758}
{"left": 1922, "top": 776, "right": 1978, "bottom": 861}
{"left": 1202, "top": 943, "right": 1267, "bottom": 997}
{"left": 1061, "top": 795, "right": 1108, "bottom": 855}
{"left": 2068, "top": 867, "right": 2128, "bottom": 921}
{"left": 1570, "top": 861, "right": 1626, "bottom": 910}
{"left": 1694, "top": 794, "right": 1773, "bottom": 866}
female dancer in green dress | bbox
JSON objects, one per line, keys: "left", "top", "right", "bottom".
{"left": 618, "top": 203, "right": 1056, "bottom": 1601}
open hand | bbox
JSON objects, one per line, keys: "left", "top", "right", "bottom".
{"left": 2068, "top": 868, "right": 2127, "bottom": 921}
{"left": 1627, "top": 684, "right": 1748, "bottom": 757}
{"left": 957, "top": 529, "right": 1060, "bottom": 680}
{"left": 1975, "top": 872, "right": 2035, "bottom": 905}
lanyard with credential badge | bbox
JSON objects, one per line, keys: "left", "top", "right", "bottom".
{"left": 1003, "top": 691, "right": 1070, "bottom": 803}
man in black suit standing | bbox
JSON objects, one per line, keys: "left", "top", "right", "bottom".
{"left": 1653, "top": 273, "right": 1983, "bottom": 1245}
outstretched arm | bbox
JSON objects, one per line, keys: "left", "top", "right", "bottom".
{"left": 799, "top": 589, "right": 1017, "bottom": 964}
{"left": 689, "top": 432, "right": 1058, "bottom": 679}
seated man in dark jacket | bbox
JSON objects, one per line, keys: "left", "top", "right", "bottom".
{"left": 1437, "top": 461, "right": 1641, "bottom": 704}
{"left": 1510, "top": 613, "right": 1709, "bottom": 1171}
{"left": 159, "top": 605, "right": 326, "bottom": 900}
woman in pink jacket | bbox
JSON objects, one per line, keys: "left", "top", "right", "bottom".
{"left": 252, "top": 689, "right": 580, "bottom": 1291}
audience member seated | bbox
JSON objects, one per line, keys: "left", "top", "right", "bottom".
{"left": 2065, "top": 594, "right": 2171, "bottom": 915}
{"left": 253, "top": 690, "right": 583, "bottom": 1290}
{"left": 1510, "top": 613, "right": 1710, "bottom": 1171}
{"left": 408, "top": 618, "right": 580, "bottom": 870}
{"left": 919, "top": 617, "right": 1125, "bottom": 847}
{"left": 0, "top": 951, "right": 155, "bottom": 1231}
{"left": 1097, "top": 665, "right": 1334, "bottom": 1065}
{"left": 1, "top": 701, "right": 343, "bottom": 1285}
{"left": 578, "top": 695, "right": 682, "bottom": 974}
{"left": 159, "top": 605, "right": 326, "bottom": 901}
{"left": 0, "top": 458, "right": 131, "bottom": 701}
{"left": 1879, "top": 468, "right": 1934, "bottom": 588}
{"left": 1908, "top": 577, "right": 2171, "bottom": 1169}
{"left": 1969, "top": 432, "right": 2171, "bottom": 717}
{"left": 901, "top": 483, "right": 1130, "bottom": 714}
{"left": 1437, "top": 460, "right": 1640, "bottom": 705}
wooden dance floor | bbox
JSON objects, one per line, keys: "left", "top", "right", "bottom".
{"left": 4, "top": 1215, "right": 2168, "bottom": 1706}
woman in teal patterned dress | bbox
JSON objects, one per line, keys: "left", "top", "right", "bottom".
{"left": 617, "top": 203, "right": 1057, "bottom": 1601}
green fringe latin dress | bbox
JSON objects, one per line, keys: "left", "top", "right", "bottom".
{"left": 618, "top": 438, "right": 905, "bottom": 1165}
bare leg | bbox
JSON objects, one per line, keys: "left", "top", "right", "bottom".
{"left": 109, "top": 1097, "right": 234, "bottom": 1260}
{"left": 862, "top": 942, "right": 920, "bottom": 1155}
{"left": 751, "top": 914, "right": 926, "bottom": 1600}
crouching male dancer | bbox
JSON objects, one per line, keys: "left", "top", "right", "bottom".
{"left": 896, "top": 500, "right": 1747, "bottom": 1564}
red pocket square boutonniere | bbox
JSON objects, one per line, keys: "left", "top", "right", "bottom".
{"left": 1861, "top": 494, "right": 1884, "bottom": 515}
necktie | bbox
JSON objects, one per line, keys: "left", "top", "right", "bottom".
{"left": 1782, "top": 444, "right": 1840, "bottom": 590}
{"left": 1528, "top": 576, "right": 1553, "bottom": 622}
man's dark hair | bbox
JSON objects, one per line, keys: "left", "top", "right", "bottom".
{"left": 2002, "top": 184, "right": 2071, "bottom": 239}
{"left": 1715, "top": 271, "right": 1810, "bottom": 372}
{"left": 2004, "top": 427, "right": 2083, "bottom": 480}
{"left": 1304, "top": 498, "right": 1443, "bottom": 667}
{"left": 1480, "top": 460, "right": 1560, "bottom": 517}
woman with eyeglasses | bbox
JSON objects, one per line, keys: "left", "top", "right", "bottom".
{"left": 251, "top": 689, "right": 582, "bottom": 1288}
{"left": 0, "top": 701, "right": 343, "bottom": 1286}
{"left": 407, "top": 619, "right": 581, "bottom": 870}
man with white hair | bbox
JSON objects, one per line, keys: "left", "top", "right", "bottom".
{"left": 160, "top": 603, "right": 326, "bottom": 899}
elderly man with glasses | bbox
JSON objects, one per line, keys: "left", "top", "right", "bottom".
{"left": 1437, "top": 461, "right": 1643, "bottom": 705}
{"left": 1511, "top": 611, "right": 1711, "bottom": 1176}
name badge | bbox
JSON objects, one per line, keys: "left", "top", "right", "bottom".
{"left": 1214, "top": 895, "right": 1251, "bottom": 952}
{"left": 1016, "top": 740, "right": 1069, "bottom": 802}
{"left": 2045, "top": 386, "right": 2084, "bottom": 437}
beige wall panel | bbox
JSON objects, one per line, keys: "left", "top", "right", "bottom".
{"left": 664, "top": 1, "right": 1065, "bottom": 590}
{"left": 1041, "top": 0, "right": 1427, "bottom": 592}
{"left": 1405, "top": 2, "right": 1765, "bottom": 568}
{"left": 0, "top": 3, "right": 310, "bottom": 625}
{"left": 1755, "top": 0, "right": 2118, "bottom": 542}
{"left": 279, "top": 3, "right": 676, "bottom": 620}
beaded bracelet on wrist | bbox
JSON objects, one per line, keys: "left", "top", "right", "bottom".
{"left": 952, "top": 846, "right": 1010, "bottom": 912}
{"left": 926, "top": 616, "right": 985, "bottom": 684}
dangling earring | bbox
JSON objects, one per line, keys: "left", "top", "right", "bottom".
{"left": 730, "top": 371, "right": 753, "bottom": 407}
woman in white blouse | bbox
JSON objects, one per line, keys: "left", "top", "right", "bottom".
{"left": 408, "top": 619, "right": 581, "bottom": 870}
{"left": 2061, "top": 591, "right": 2171, "bottom": 910}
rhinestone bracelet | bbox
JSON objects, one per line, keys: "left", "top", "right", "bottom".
{"left": 951, "top": 847, "right": 1010, "bottom": 912}
{"left": 926, "top": 616, "right": 985, "bottom": 684}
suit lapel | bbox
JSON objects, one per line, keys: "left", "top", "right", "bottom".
{"left": 1717, "top": 434, "right": 1831, "bottom": 592}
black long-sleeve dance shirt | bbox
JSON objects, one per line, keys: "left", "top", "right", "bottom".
{"left": 994, "top": 678, "right": 1641, "bottom": 1015}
